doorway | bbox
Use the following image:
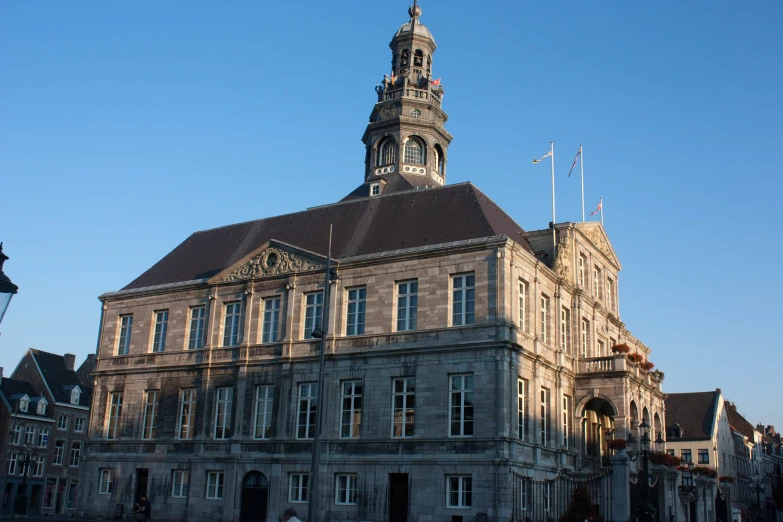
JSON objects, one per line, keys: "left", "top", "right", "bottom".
{"left": 240, "top": 471, "right": 269, "bottom": 522}
{"left": 29, "top": 485, "right": 41, "bottom": 515}
{"left": 389, "top": 473, "right": 409, "bottom": 522}
{"left": 135, "top": 469, "right": 149, "bottom": 504}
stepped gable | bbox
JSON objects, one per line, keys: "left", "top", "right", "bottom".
{"left": 665, "top": 391, "right": 719, "bottom": 440}
{"left": 123, "top": 183, "right": 532, "bottom": 291}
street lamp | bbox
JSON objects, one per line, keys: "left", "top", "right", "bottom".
{"left": 0, "top": 243, "right": 19, "bottom": 326}
{"left": 628, "top": 420, "right": 657, "bottom": 522}
{"left": 753, "top": 474, "right": 765, "bottom": 522}
{"left": 12, "top": 443, "right": 38, "bottom": 516}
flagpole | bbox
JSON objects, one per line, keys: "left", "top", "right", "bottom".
{"left": 550, "top": 141, "right": 556, "bottom": 257}
{"left": 599, "top": 198, "right": 604, "bottom": 226}
{"left": 580, "top": 145, "right": 585, "bottom": 222}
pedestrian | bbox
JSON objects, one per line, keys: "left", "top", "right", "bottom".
{"left": 283, "top": 507, "right": 302, "bottom": 522}
{"left": 128, "top": 494, "right": 151, "bottom": 521}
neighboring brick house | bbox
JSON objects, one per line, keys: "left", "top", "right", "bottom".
{"left": 80, "top": 5, "right": 666, "bottom": 522}
{"left": 759, "top": 425, "right": 782, "bottom": 522}
{"left": 9, "top": 349, "right": 93, "bottom": 516}
{"left": 726, "top": 402, "right": 764, "bottom": 521}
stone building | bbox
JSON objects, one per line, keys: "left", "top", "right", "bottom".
{"left": 81, "top": 5, "right": 665, "bottom": 522}
{"left": 759, "top": 425, "right": 782, "bottom": 522}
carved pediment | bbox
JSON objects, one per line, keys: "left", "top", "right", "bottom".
{"left": 210, "top": 241, "right": 326, "bottom": 284}
{"left": 579, "top": 224, "right": 622, "bottom": 270}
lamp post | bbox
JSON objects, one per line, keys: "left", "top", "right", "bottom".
{"left": 0, "top": 243, "right": 19, "bottom": 326}
{"left": 628, "top": 420, "right": 657, "bottom": 522}
{"left": 12, "top": 443, "right": 37, "bottom": 517}
{"left": 753, "top": 475, "right": 765, "bottom": 522}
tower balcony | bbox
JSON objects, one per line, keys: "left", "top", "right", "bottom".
{"left": 382, "top": 85, "right": 442, "bottom": 107}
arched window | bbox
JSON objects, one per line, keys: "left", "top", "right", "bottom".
{"left": 400, "top": 49, "right": 409, "bottom": 67}
{"left": 378, "top": 138, "right": 396, "bottom": 166}
{"left": 404, "top": 137, "right": 425, "bottom": 165}
{"left": 413, "top": 50, "right": 424, "bottom": 67}
{"left": 434, "top": 144, "right": 445, "bottom": 175}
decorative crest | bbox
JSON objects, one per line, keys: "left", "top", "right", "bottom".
{"left": 215, "top": 244, "right": 325, "bottom": 283}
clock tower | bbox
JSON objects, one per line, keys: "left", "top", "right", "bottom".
{"left": 358, "top": 3, "right": 453, "bottom": 197}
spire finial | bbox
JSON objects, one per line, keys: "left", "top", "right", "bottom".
{"left": 408, "top": 0, "right": 421, "bottom": 22}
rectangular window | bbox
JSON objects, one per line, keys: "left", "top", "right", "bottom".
{"left": 297, "top": 383, "right": 317, "bottom": 439}
{"left": 593, "top": 267, "right": 600, "bottom": 299}
{"left": 518, "top": 280, "right": 528, "bottom": 331}
{"left": 107, "top": 392, "right": 123, "bottom": 440}
{"left": 34, "top": 456, "right": 45, "bottom": 477}
{"left": 578, "top": 254, "right": 586, "bottom": 287}
{"left": 206, "top": 471, "right": 224, "bottom": 499}
{"left": 222, "top": 302, "right": 242, "bottom": 346}
{"left": 188, "top": 306, "right": 207, "bottom": 350}
{"left": 449, "top": 374, "right": 474, "bottom": 437}
{"left": 25, "top": 426, "right": 36, "bottom": 445}
{"left": 69, "top": 441, "right": 82, "bottom": 467}
{"left": 99, "top": 470, "right": 113, "bottom": 494}
{"left": 346, "top": 287, "right": 367, "bottom": 336}
{"left": 518, "top": 378, "right": 528, "bottom": 441}
{"left": 392, "top": 377, "right": 415, "bottom": 438}
{"left": 563, "top": 395, "right": 572, "bottom": 449}
{"left": 581, "top": 319, "right": 590, "bottom": 358}
{"left": 335, "top": 474, "right": 358, "bottom": 505}
{"left": 289, "top": 473, "right": 309, "bottom": 503}
{"left": 597, "top": 339, "right": 605, "bottom": 358}
{"left": 53, "top": 440, "right": 66, "bottom": 466}
{"left": 253, "top": 385, "right": 274, "bottom": 440}
{"left": 340, "top": 381, "right": 363, "bottom": 438}
{"left": 38, "top": 428, "right": 49, "bottom": 448}
{"left": 446, "top": 475, "right": 472, "bottom": 508}
{"left": 171, "top": 470, "right": 189, "bottom": 498}
{"left": 6, "top": 453, "right": 17, "bottom": 475}
{"left": 303, "top": 292, "right": 324, "bottom": 339}
{"left": 606, "top": 277, "right": 615, "bottom": 310}
{"left": 262, "top": 297, "right": 281, "bottom": 343}
{"left": 118, "top": 314, "right": 133, "bottom": 355}
{"left": 152, "top": 310, "right": 168, "bottom": 352}
{"left": 540, "top": 387, "right": 551, "bottom": 446}
{"left": 560, "top": 307, "right": 570, "bottom": 353}
{"left": 370, "top": 183, "right": 381, "bottom": 196}
{"left": 681, "top": 449, "right": 692, "bottom": 463}
{"left": 142, "top": 390, "right": 159, "bottom": 440}
{"left": 213, "top": 387, "right": 233, "bottom": 440}
{"left": 698, "top": 449, "right": 709, "bottom": 464}
{"left": 540, "top": 294, "right": 550, "bottom": 344}
{"left": 610, "top": 337, "right": 617, "bottom": 348}
{"left": 11, "top": 425, "right": 21, "bottom": 445}
{"left": 397, "top": 281, "right": 418, "bottom": 331}
{"left": 179, "top": 389, "right": 197, "bottom": 440}
{"left": 58, "top": 414, "right": 69, "bottom": 431}
{"left": 667, "top": 449, "right": 675, "bottom": 456}
{"left": 74, "top": 417, "right": 86, "bottom": 433}
{"left": 452, "top": 274, "right": 475, "bottom": 326}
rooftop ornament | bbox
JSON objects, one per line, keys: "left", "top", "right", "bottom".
{"left": 0, "top": 243, "right": 19, "bottom": 326}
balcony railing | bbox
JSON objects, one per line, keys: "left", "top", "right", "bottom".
{"left": 580, "top": 355, "right": 627, "bottom": 373}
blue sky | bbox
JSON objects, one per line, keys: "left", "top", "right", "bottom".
{"left": 1, "top": 1, "right": 781, "bottom": 430}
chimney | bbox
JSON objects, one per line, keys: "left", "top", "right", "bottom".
{"left": 0, "top": 366, "right": 3, "bottom": 378}
{"left": 63, "top": 354, "right": 75, "bottom": 371}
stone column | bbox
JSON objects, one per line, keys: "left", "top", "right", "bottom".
{"left": 611, "top": 449, "right": 632, "bottom": 522}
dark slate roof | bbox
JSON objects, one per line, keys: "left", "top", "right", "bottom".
{"left": 665, "top": 391, "right": 719, "bottom": 441}
{"left": 726, "top": 402, "right": 757, "bottom": 442}
{"left": 123, "top": 182, "right": 533, "bottom": 290}
{"left": 0, "top": 377, "right": 49, "bottom": 417}
{"left": 76, "top": 354, "right": 96, "bottom": 390}
{"left": 341, "top": 172, "right": 440, "bottom": 201}
{"left": 30, "top": 349, "right": 90, "bottom": 407}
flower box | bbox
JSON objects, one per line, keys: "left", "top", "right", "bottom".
{"left": 607, "top": 438, "right": 627, "bottom": 450}
{"left": 628, "top": 353, "right": 644, "bottom": 363}
{"left": 611, "top": 343, "right": 631, "bottom": 354}
{"left": 649, "top": 451, "right": 682, "bottom": 467}
{"left": 692, "top": 466, "right": 718, "bottom": 479}
{"left": 640, "top": 361, "right": 655, "bottom": 371}
{"left": 719, "top": 476, "right": 735, "bottom": 484}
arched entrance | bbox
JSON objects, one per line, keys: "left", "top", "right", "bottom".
{"left": 580, "top": 397, "right": 617, "bottom": 470}
{"left": 240, "top": 471, "right": 269, "bottom": 522}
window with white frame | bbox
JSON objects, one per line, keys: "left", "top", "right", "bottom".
{"left": 578, "top": 254, "right": 586, "bottom": 287}
{"left": 698, "top": 449, "right": 709, "bottom": 464}
{"left": 206, "top": 471, "right": 224, "bottom": 499}
{"left": 99, "top": 469, "right": 113, "bottom": 494}
{"left": 289, "top": 473, "right": 309, "bottom": 503}
{"left": 6, "top": 453, "right": 18, "bottom": 475}
{"left": 370, "top": 183, "right": 381, "bottom": 196}
{"left": 38, "top": 428, "right": 49, "bottom": 448}
{"left": 75, "top": 417, "right": 86, "bottom": 433}
{"left": 392, "top": 377, "right": 415, "bottom": 437}
{"left": 37, "top": 400, "right": 46, "bottom": 415}
{"left": 19, "top": 396, "right": 29, "bottom": 412}
{"left": 25, "top": 426, "right": 36, "bottom": 445}
{"left": 262, "top": 297, "right": 281, "bottom": 343}
{"left": 540, "top": 387, "right": 551, "bottom": 446}
{"left": 581, "top": 319, "right": 590, "bottom": 358}
{"left": 171, "top": 470, "right": 189, "bottom": 498}
{"left": 540, "top": 294, "right": 550, "bottom": 344}
{"left": 452, "top": 274, "right": 475, "bottom": 326}
{"left": 379, "top": 138, "right": 396, "bottom": 166}
{"left": 142, "top": 390, "right": 159, "bottom": 440}
{"left": 606, "top": 277, "right": 615, "bottom": 311}
{"left": 403, "top": 136, "right": 425, "bottom": 165}
{"left": 107, "top": 392, "right": 123, "bottom": 440}
{"left": 69, "top": 441, "right": 81, "bottom": 467}
{"left": 253, "top": 385, "right": 273, "bottom": 439}
{"left": 117, "top": 314, "right": 133, "bottom": 355}
{"left": 518, "top": 280, "right": 528, "bottom": 331}
{"left": 560, "top": 307, "right": 570, "bottom": 353}
{"left": 596, "top": 339, "right": 605, "bottom": 358}
{"left": 34, "top": 456, "right": 45, "bottom": 476}
{"left": 152, "top": 310, "right": 168, "bottom": 352}
{"left": 223, "top": 302, "right": 242, "bottom": 346}
{"left": 592, "top": 267, "right": 601, "bottom": 299}
{"left": 213, "top": 387, "right": 233, "bottom": 440}
{"left": 449, "top": 374, "right": 474, "bottom": 437}
{"left": 446, "top": 475, "right": 472, "bottom": 508}
{"left": 179, "top": 389, "right": 197, "bottom": 440}
{"left": 340, "top": 381, "right": 363, "bottom": 438}
{"left": 188, "top": 305, "right": 206, "bottom": 350}
{"left": 53, "top": 439, "right": 65, "bottom": 465}
{"left": 335, "top": 474, "right": 358, "bottom": 505}
{"left": 563, "top": 395, "right": 572, "bottom": 449}
{"left": 518, "top": 378, "right": 528, "bottom": 441}
{"left": 297, "top": 383, "right": 317, "bottom": 439}
{"left": 396, "top": 281, "right": 418, "bottom": 331}
{"left": 518, "top": 478, "right": 530, "bottom": 513}
{"left": 346, "top": 287, "right": 367, "bottom": 336}
{"left": 70, "top": 388, "right": 80, "bottom": 404}
{"left": 303, "top": 292, "right": 324, "bottom": 339}
{"left": 57, "top": 414, "right": 69, "bottom": 431}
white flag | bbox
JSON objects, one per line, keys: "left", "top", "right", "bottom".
{"left": 532, "top": 151, "right": 552, "bottom": 164}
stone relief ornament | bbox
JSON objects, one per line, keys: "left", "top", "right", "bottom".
{"left": 217, "top": 247, "right": 324, "bottom": 283}
{"left": 553, "top": 237, "right": 571, "bottom": 279}
{"left": 584, "top": 228, "right": 614, "bottom": 262}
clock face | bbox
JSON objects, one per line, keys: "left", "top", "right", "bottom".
{"left": 379, "top": 104, "right": 396, "bottom": 120}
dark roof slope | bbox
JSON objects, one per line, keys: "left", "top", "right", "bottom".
{"left": 123, "top": 183, "right": 533, "bottom": 290}
{"left": 665, "top": 391, "right": 719, "bottom": 441}
{"left": 0, "top": 377, "right": 50, "bottom": 418}
{"left": 726, "top": 402, "right": 757, "bottom": 442}
{"left": 31, "top": 349, "right": 90, "bottom": 407}
{"left": 76, "top": 354, "right": 96, "bottom": 389}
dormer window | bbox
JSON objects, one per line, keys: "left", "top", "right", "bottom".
{"left": 37, "top": 400, "right": 46, "bottom": 415}
{"left": 19, "top": 396, "right": 29, "bottom": 413}
{"left": 370, "top": 183, "right": 381, "bottom": 197}
{"left": 70, "top": 387, "right": 81, "bottom": 405}
{"left": 403, "top": 137, "right": 425, "bottom": 165}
